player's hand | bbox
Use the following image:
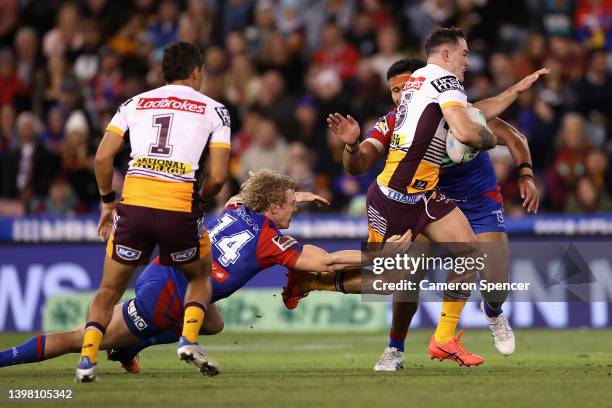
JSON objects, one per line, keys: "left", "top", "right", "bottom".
{"left": 295, "top": 191, "right": 330, "bottom": 207}
{"left": 513, "top": 68, "right": 550, "bottom": 94}
{"left": 519, "top": 177, "right": 539, "bottom": 213}
{"left": 327, "top": 113, "right": 361, "bottom": 146}
{"left": 375, "top": 229, "right": 413, "bottom": 258}
{"left": 225, "top": 194, "right": 244, "bottom": 208}
{"left": 97, "top": 202, "right": 117, "bottom": 241}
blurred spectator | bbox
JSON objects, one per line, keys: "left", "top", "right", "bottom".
{"left": 276, "top": 0, "right": 304, "bottom": 37}
{"left": 350, "top": 59, "right": 388, "bottom": 121}
{"left": 303, "top": 0, "right": 356, "bottom": 51}
{"left": 567, "top": 48, "right": 612, "bottom": 129}
{"left": 243, "top": 0, "right": 275, "bottom": 57}
{"left": 566, "top": 176, "right": 612, "bottom": 213}
{"left": 256, "top": 31, "right": 305, "bottom": 93}
{"left": 223, "top": 0, "right": 256, "bottom": 42}
{"left": 42, "top": 2, "right": 84, "bottom": 58}
{"left": 575, "top": 0, "right": 612, "bottom": 50}
{"left": 237, "top": 117, "right": 288, "bottom": 183}
{"left": 293, "top": 96, "right": 320, "bottom": 146}
{"left": 0, "top": 0, "right": 18, "bottom": 47}
{"left": 540, "top": 0, "right": 574, "bottom": 38}
{"left": 1, "top": 111, "right": 59, "bottom": 204}
{"left": 251, "top": 70, "right": 297, "bottom": 141}
{"left": 225, "top": 54, "right": 261, "bottom": 112}
{"left": 347, "top": 11, "right": 376, "bottom": 56}
{"left": 313, "top": 22, "right": 360, "bottom": 81}
{"left": 512, "top": 33, "right": 547, "bottom": 79}
{"left": 33, "top": 55, "right": 68, "bottom": 116}
{"left": 30, "top": 177, "right": 81, "bottom": 215}
{"left": 86, "top": 47, "right": 123, "bottom": 120}
{"left": 0, "top": 103, "right": 16, "bottom": 157}
{"left": 370, "top": 25, "right": 404, "bottom": 82}
{"left": 80, "top": 0, "right": 126, "bottom": 41}
{"left": 287, "top": 141, "right": 316, "bottom": 194}
{"left": 554, "top": 113, "right": 591, "bottom": 184}
{"left": 61, "top": 111, "right": 97, "bottom": 207}
{"left": 147, "top": 0, "right": 180, "bottom": 51}
{"left": 14, "top": 27, "right": 40, "bottom": 88}
{"left": 73, "top": 19, "right": 103, "bottom": 83}
{"left": 0, "top": 48, "right": 28, "bottom": 108}
{"left": 41, "top": 106, "right": 66, "bottom": 154}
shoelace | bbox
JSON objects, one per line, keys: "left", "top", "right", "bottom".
{"left": 378, "top": 349, "right": 401, "bottom": 366}
{"left": 491, "top": 316, "right": 512, "bottom": 341}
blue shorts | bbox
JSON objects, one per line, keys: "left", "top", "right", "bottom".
{"left": 452, "top": 186, "right": 506, "bottom": 234}
{"left": 122, "top": 269, "right": 184, "bottom": 340}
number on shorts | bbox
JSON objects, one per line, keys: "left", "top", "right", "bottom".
{"left": 149, "top": 114, "right": 173, "bottom": 156}
{"left": 216, "top": 230, "right": 254, "bottom": 266}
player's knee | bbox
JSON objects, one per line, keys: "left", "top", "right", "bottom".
{"left": 210, "top": 320, "right": 224, "bottom": 335}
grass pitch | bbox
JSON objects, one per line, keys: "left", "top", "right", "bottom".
{"left": 0, "top": 329, "right": 611, "bottom": 408}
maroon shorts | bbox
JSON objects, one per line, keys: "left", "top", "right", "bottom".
{"left": 366, "top": 183, "right": 456, "bottom": 242}
{"left": 106, "top": 203, "right": 211, "bottom": 266}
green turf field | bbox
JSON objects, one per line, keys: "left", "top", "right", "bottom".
{"left": 0, "top": 329, "right": 610, "bottom": 408}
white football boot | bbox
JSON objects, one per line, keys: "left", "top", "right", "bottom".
{"left": 177, "top": 336, "right": 220, "bottom": 376}
{"left": 373, "top": 347, "right": 404, "bottom": 371}
{"left": 481, "top": 301, "right": 515, "bottom": 356}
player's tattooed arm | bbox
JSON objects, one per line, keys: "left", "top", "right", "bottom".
{"left": 473, "top": 126, "right": 497, "bottom": 150}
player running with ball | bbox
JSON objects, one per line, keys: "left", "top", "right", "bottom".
{"left": 284, "top": 27, "right": 546, "bottom": 370}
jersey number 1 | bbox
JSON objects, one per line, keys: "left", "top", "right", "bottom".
{"left": 149, "top": 114, "right": 173, "bottom": 156}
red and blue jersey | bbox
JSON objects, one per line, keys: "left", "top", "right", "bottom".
{"left": 131, "top": 204, "right": 303, "bottom": 334}
{"left": 206, "top": 204, "right": 303, "bottom": 301}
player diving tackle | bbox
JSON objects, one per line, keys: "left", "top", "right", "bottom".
{"left": 0, "top": 170, "right": 411, "bottom": 373}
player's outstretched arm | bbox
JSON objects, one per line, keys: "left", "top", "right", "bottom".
{"left": 474, "top": 68, "right": 550, "bottom": 120}
{"left": 328, "top": 113, "right": 381, "bottom": 175}
{"left": 200, "top": 147, "right": 230, "bottom": 201}
{"left": 488, "top": 118, "right": 539, "bottom": 213}
{"left": 324, "top": 230, "right": 413, "bottom": 271}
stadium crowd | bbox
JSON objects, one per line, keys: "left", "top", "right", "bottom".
{"left": 0, "top": 0, "right": 611, "bottom": 217}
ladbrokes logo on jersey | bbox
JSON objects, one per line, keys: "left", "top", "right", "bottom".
{"left": 132, "top": 157, "right": 192, "bottom": 175}
{"left": 136, "top": 96, "right": 206, "bottom": 114}
{"left": 402, "top": 76, "right": 425, "bottom": 91}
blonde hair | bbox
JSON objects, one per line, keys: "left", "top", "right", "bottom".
{"left": 240, "top": 169, "right": 295, "bottom": 212}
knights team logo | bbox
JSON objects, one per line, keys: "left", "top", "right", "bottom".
{"left": 272, "top": 236, "right": 297, "bottom": 251}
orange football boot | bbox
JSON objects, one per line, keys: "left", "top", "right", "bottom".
{"left": 281, "top": 268, "right": 310, "bottom": 310}
{"left": 428, "top": 329, "right": 485, "bottom": 366}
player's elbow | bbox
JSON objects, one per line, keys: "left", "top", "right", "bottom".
{"left": 94, "top": 151, "right": 114, "bottom": 168}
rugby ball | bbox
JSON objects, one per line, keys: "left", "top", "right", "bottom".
{"left": 446, "top": 107, "right": 486, "bottom": 164}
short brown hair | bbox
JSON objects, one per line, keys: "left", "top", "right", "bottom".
{"left": 240, "top": 170, "right": 296, "bottom": 212}
{"left": 425, "top": 27, "right": 466, "bottom": 56}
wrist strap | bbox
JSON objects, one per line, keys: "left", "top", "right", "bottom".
{"left": 517, "top": 162, "right": 532, "bottom": 171}
{"left": 519, "top": 174, "right": 534, "bottom": 180}
{"left": 101, "top": 191, "right": 116, "bottom": 203}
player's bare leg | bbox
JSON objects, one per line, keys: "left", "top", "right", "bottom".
{"left": 422, "top": 207, "right": 485, "bottom": 366}
{"left": 476, "top": 231, "right": 514, "bottom": 355}
{"left": 176, "top": 251, "right": 219, "bottom": 376}
{"left": 1, "top": 304, "right": 139, "bottom": 369}
{"left": 76, "top": 256, "right": 135, "bottom": 382}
